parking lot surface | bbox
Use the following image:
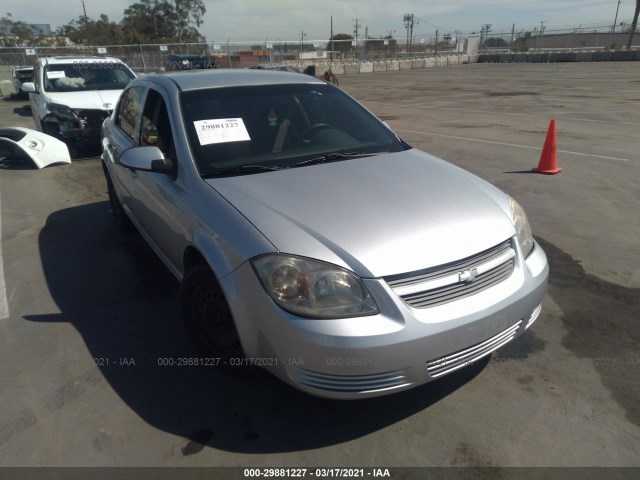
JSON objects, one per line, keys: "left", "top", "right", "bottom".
{"left": 0, "top": 63, "right": 639, "bottom": 469}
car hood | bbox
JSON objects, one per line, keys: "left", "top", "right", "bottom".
{"left": 206, "top": 149, "right": 515, "bottom": 278}
{"left": 46, "top": 90, "right": 123, "bottom": 110}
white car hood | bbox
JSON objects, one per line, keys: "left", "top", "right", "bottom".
{"left": 207, "top": 149, "right": 516, "bottom": 278}
{"left": 46, "top": 90, "right": 122, "bottom": 110}
{"left": 0, "top": 128, "right": 70, "bottom": 169}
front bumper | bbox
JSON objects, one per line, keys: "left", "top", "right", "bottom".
{"left": 221, "top": 239, "right": 549, "bottom": 399}
{"left": 42, "top": 110, "right": 110, "bottom": 145}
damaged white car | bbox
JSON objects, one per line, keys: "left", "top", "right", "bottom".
{"left": 22, "top": 55, "right": 135, "bottom": 156}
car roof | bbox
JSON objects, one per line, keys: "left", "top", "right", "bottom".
{"left": 168, "top": 54, "right": 207, "bottom": 58}
{"left": 250, "top": 63, "right": 287, "bottom": 69}
{"left": 139, "top": 69, "right": 324, "bottom": 92}
{"left": 36, "top": 56, "right": 124, "bottom": 65}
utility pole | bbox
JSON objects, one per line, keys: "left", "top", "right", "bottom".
{"left": 510, "top": 24, "right": 515, "bottom": 52}
{"left": 300, "top": 30, "right": 305, "bottom": 57}
{"left": 81, "top": 0, "right": 88, "bottom": 44}
{"left": 330, "top": 16, "right": 333, "bottom": 61}
{"left": 538, "top": 21, "right": 545, "bottom": 52}
{"left": 353, "top": 18, "right": 361, "bottom": 60}
{"left": 480, "top": 24, "right": 491, "bottom": 49}
{"left": 404, "top": 14, "right": 414, "bottom": 55}
{"left": 610, "top": 0, "right": 622, "bottom": 48}
{"left": 435, "top": 30, "right": 439, "bottom": 57}
{"left": 627, "top": 0, "right": 639, "bottom": 50}
{"left": 364, "top": 26, "right": 368, "bottom": 54}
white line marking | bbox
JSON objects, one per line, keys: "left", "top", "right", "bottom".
{"left": 396, "top": 129, "right": 631, "bottom": 162}
{"left": 0, "top": 194, "right": 9, "bottom": 319}
{"left": 543, "top": 98, "right": 586, "bottom": 103}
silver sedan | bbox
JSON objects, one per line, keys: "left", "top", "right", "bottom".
{"left": 101, "top": 70, "right": 548, "bottom": 399}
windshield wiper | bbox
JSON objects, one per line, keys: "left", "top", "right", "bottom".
{"left": 292, "top": 152, "right": 381, "bottom": 168}
{"left": 202, "top": 164, "right": 283, "bottom": 178}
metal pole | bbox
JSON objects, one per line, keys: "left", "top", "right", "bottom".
{"left": 409, "top": 16, "right": 414, "bottom": 55}
{"left": 330, "top": 16, "right": 333, "bottom": 62}
{"left": 609, "top": 0, "right": 622, "bottom": 48}
{"left": 537, "top": 21, "right": 545, "bottom": 52}
{"left": 510, "top": 24, "right": 515, "bottom": 51}
{"left": 138, "top": 43, "right": 146, "bottom": 71}
{"left": 81, "top": 0, "right": 88, "bottom": 44}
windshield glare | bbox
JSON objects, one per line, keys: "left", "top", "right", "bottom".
{"left": 44, "top": 64, "right": 135, "bottom": 92}
{"left": 181, "top": 84, "right": 409, "bottom": 177}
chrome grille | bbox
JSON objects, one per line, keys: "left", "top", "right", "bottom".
{"left": 288, "top": 367, "right": 410, "bottom": 393}
{"left": 426, "top": 320, "right": 522, "bottom": 378}
{"left": 385, "top": 239, "right": 515, "bottom": 308}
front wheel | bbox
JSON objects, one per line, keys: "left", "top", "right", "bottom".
{"left": 181, "top": 264, "right": 252, "bottom": 373}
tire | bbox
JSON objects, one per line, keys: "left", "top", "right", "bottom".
{"left": 181, "top": 264, "right": 254, "bottom": 374}
{"left": 105, "top": 172, "right": 134, "bottom": 233}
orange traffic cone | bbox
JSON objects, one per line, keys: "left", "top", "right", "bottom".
{"left": 532, "top": 119, "right": 562, "bottom": 175}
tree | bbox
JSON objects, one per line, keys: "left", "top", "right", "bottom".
{"left": 58, "top": 14, "right": 123, "bottom": 45}
{"left": 328, "top": 33, "right": 353, "bottom": 53}
{"left": 485, "top": 37, "right": 508, "bottom": 48}
{"left": 121, "top": 0, "right": 179, "bottom": 43}
{"left": 120, "top": 0, "right": 205, "bottom": 43}
{"left": 175, "top": 0, "right": 206, "bottom": 42}
{"left": 1, "top": 13, "right": 45, "bottom": 46}
{"left": 627, "top": 0, "right": 640, "bottom": 49}
{"left": 364, "top": 36, "right": 397, "bottom": 52}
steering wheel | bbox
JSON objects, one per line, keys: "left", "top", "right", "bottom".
{"left": 301, "top": 123, "right": 333, "bottom": 142}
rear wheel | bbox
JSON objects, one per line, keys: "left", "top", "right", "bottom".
{"left": 181, "top": 264, "right": 255, "bottom": 374}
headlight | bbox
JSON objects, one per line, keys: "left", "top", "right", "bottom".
{"left": 45, "top": 102, "right": 76, "bottom": 118}
{"left": 252, "top": 254, "right": 379, "bottom": 319}
{"left": 509, "top": 197, "right": 534, "bottom": 258}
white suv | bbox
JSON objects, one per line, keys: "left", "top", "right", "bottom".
{"left": 22, "top": 56, "right": 135, "bottom": 155}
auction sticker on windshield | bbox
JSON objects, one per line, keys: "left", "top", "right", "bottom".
{"left": 46, "top": 71, "right": 66, "bottom": 79}
{"left": 194, "top": 118, "right": 251, "bottom": 145}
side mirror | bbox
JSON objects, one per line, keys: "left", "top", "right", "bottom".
{"left": 21, "top": 82, "right": 36, "bottom": 93}
{"left": 119, "top": 146, "right": 173, "bottom": 175}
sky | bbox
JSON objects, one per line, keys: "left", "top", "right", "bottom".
{"left": 3, "top": 0, "right": 636, "bottom": 42}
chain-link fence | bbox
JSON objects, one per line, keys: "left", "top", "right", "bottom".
{"left": 0, "top": 43, "right": 210, "bottom": 69}
{"left": 1, "top": 20, "right": 638, "bottom": 71}
{"left": 475, "top": 21, "right": 639, "bottom": 52}
{"left": 0, "top": 38, "right": 467, "bottom": 71}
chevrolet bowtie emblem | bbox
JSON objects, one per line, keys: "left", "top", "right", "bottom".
{"left": 459, "top": 268, "right": 479, "bottom": 283}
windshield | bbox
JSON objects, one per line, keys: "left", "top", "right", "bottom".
{"left": 181, "top": 83, "right": 409, "bottom": 177}
{"left": 44, "top": 63, "right": 135, "bottom": 92}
